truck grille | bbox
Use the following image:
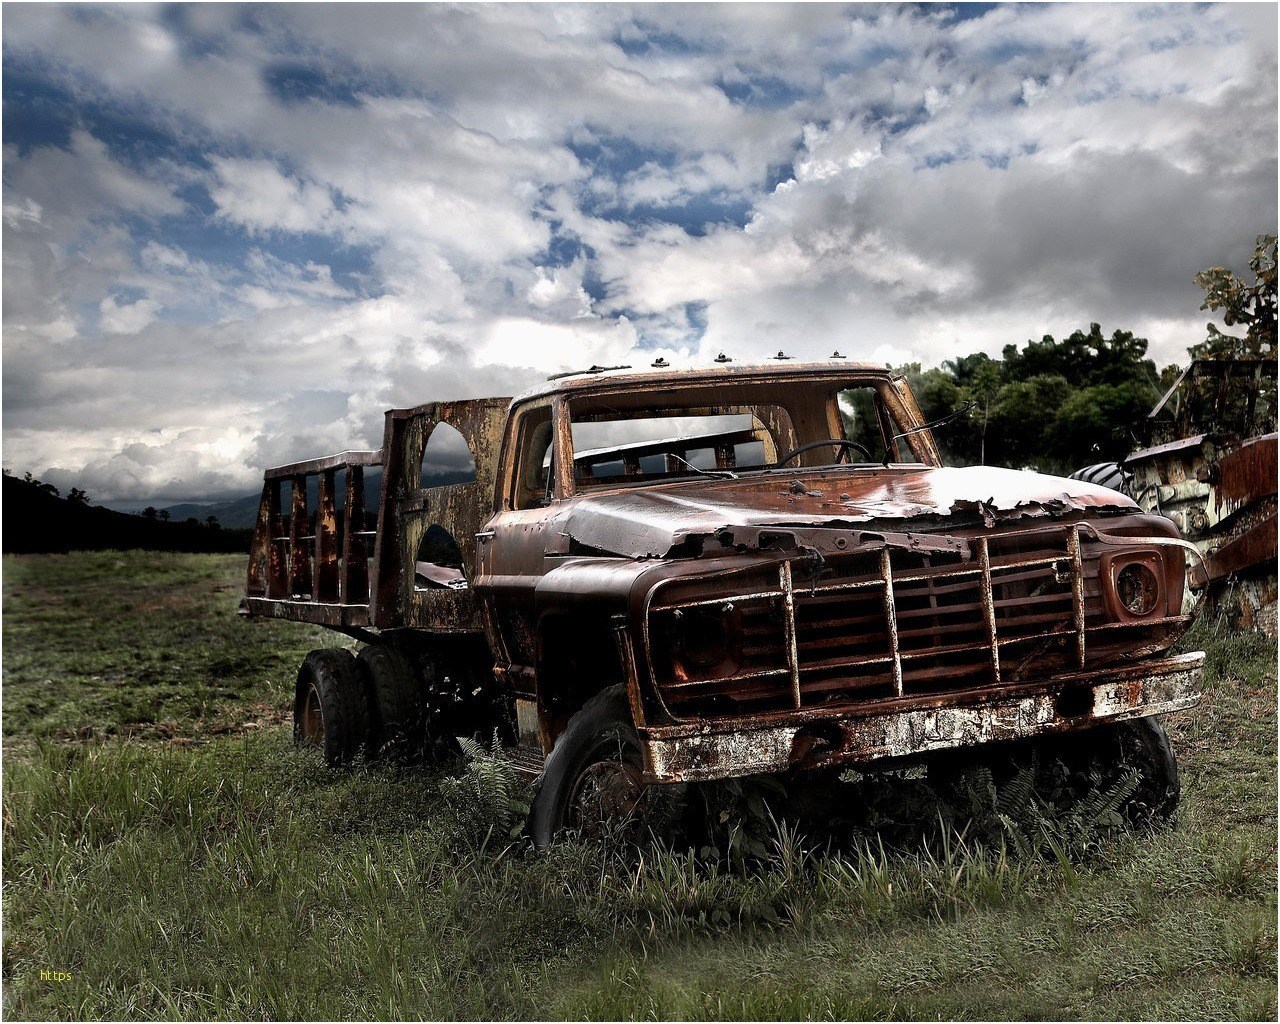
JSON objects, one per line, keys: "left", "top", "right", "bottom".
{"left": 645, "top": 523, "right": 1184, "bottom": 720}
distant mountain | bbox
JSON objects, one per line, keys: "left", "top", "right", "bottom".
{"left": 3, "top": 475, "right": 252, "bottom": 554}
{"left": 161, "top": 469, "right": 476, "bottom": 530}
{"left": 162, "top": 494, "right": 263, "bottom": 530}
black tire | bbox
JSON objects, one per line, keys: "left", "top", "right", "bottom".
{"left": 926, "top": 715, "right": 1180, "bottom": 831}
{"left": 1112, "top": 715, "right": 1180, "bottom": 825}
{"left": 357, "top": 643, "right": 422, "bottom": 758}
{"left": 294, "top": 648, "right": 368, "bottom": 766}
{"left": 1037, "top": 715, "right": 1180, "bottom": 828}
{"left": 529, "top": 685, "right": 652, "bottom": 849}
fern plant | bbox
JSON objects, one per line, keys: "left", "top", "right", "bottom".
{"left": 439, "top": 735, "right": 531, "bottom": 853}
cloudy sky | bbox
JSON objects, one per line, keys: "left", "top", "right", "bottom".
{"left": 3, "top": 2, "right": 1276, "bottom": 504}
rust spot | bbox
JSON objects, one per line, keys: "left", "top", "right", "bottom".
{"left": 1213, "top": 433, "right": 1277, "bottom": 519}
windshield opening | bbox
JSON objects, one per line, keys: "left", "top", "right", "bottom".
{"left": 837, "top": 387, "right": 921, "bottom": 464}
{"left": 562, "top": 376, "right": 931, "bottom": 492}
{"left": 567, "top": 409, "right": 780, "bottom": 488}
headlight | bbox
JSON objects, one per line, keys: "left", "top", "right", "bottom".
{"left": 1101, "top": 550, "right": 1164, "bottom": 621}
{"left": 1116, "top": 562, "right": 1159, "bottom": 616}
{"left": 672, "top": 605, "right": 742, "bottom": 679}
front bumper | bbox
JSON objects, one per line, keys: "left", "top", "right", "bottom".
{"left": 640, "top": 651, "right": 1204, "bottom": 783}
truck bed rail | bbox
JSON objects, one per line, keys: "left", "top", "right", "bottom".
{"left": 244, "top": 449, "right": 383, "bottom": 627}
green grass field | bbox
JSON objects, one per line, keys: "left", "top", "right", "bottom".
{"left": 3, "top": 551, "right": 1276, "bottom": 1020}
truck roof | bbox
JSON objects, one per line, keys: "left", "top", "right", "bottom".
{"left": 512, "top": 357, "right": 894, "bottom": 405}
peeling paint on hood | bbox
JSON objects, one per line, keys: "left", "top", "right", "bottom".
{"left": 561, "top": 465, "right": 1137, "bottom": 557}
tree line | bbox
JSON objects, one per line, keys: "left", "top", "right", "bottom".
{"left": 882, "top": 234, "right": 1276, "bottom": 475}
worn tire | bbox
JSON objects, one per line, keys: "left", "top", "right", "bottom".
{"left": 358, "top": 643, "right": 422, "bottom": 758}
{"left": 529, "top": 685, "right": 647, "bottom": 849}
{"left": 1111, "top": 715, "right": 1180, "bottom": 825}
{"left": 1039, "top": 715, "right": 1180, "bottom": 828}
{"left": 294, "top": 648, "right": 368, "bottom": 766}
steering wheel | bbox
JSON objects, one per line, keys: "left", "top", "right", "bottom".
{"left": 775, "top": 438, "right": 872, "bottom": 466}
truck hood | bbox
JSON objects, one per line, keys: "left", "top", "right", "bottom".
{"left": 560, "top": 464, "right": 1136, "bottom": 558}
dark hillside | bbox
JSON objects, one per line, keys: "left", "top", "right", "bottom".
{"left": 160, "top": 493, "right": 262, "bottom": 531}
{"left": 2, "top": 475, "right": 250, "bottom": 554}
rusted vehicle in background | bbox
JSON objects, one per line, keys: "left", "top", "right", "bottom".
{"left": 1124, "top": 357, "right": 1277, "bottom": 636}
{"left": 242, "top": 359, "right": 1205, "bottom": 844}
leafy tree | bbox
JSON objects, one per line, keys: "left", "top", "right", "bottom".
{"left": 1192, "top": 234, "right": 1277, "bottom": 359}
{"left": 1051, "top": 381, "right": 1155, "bottom": 466}
{"left": 141, "top": 507, "right": 158, "bottom": 520}
{"left": 158, "top": 509, "right": 170, "bottom": 522}
{"left": 987, "top": 374, "right": 1072, "bottom": 468}
{"left": 1002, "top": 324, "right": 1154, "bottom": 388}
{"left": 205, "top": 515, "right": 221, "bottom": 530}
{"left": 23, "top": 472, "right": 59, "bottom": 498}
{"left": 892, "top": 324, "right": 1160, "bottom": 473}
{"left": 67, "top": 487, "right": 90, "bottom": 505}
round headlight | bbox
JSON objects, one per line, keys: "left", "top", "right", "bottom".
{"left": 678, "top": 608, "right": 729, "bottom": 669}
{"left": 1116, "top": 562, "right": 1159, "bottom": 616}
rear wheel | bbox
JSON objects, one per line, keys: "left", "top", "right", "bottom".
{"left": 358, "top": 643, "right": 422, "bottom": 758}
{"left": 294, "top": 649, "right": 368, "bottom": 765}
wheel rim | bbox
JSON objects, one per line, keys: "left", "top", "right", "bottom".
{"left": 298, "top": 681, "right": 325, "bottom": 746}
{"left": 566, "top": 757, "right": 648, "bottom": 838}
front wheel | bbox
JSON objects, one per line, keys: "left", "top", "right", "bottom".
{"left": 529, "top": 685, "right": 675, "bottom": 849}
{"left": 1038, "top": 715, "right": 1180, "bottom": 828}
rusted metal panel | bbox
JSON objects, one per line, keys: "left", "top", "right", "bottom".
{"left": 314, "top": 469, "right": 339, "bottom": 601}
{"left": 241, "top": 596, "right": 371, "bottom": 627}
{"left": 369, "top": 396, "right": 511, "bottom": 631}
{"left": 554, "top": 464, "right": 1134, "bottom": 560}
{"left": 341, "top": 465, "right": 369, "bottom": 604}
{"left": 1128, "top": 434, "right": 1209, "bottom": 463}
{"left": 1205, "top": 507, "right": 1278, "bottom": 581}
{"left": 287, "top": 475, "right": 312, "bottom": 597}
{"left": 779, "top": 561, "right": 802, "bottom": 708}
{"left": 880, "top": 547, "right": 904, "bottom": 697}
{"left": 1125, "top": 360, "right": 1277, "bottom": 634}
{"left": 1066, "top": 526, "right": 1086, "bottom": 668}
{"left": 1213, "top": 433, "right": 1277, "bottom": 520}
{"left": 888, "top": 373, "right": 942, "bottom": 465}
{"left": 514, "top": 360, "right": 889, "bottom": 404}
{"left": 636, "top": 515, "right": 1194, "bottom": 726}
{"left": 642, "top": 652, "right": 1204, "bottom": 783}
{"left": 264, "top": 449, "right": 381, "bottom": 479}
{"left": 976, "top": 536, "right": 1000, "bottom": 683}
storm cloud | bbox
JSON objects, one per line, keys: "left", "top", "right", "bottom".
{"left": 3, "top": 3, "right": 1275, "bottom": 502}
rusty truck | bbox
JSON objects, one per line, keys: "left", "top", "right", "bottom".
{"left": 242, "top": 359, "right": 1206, "bottom": 845}
{"left": 1124, "top": 357, "right": 1277, "bottom": 635}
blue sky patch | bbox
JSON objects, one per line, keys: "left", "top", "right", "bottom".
{"left": 540, "top": 226, "right": 587, "bottom": 269}
{"left": 263, "top": 62, "right": 364, "bottom": 108}
{"left": 613, "top": 22, "right": 713, "bottom": 58}
{"left": 1, "top": 68, "right": 76, "bottom": 154}
{"left": 716, "top": 72, "right": 808, "bottom": 110}
{"left": 569, "top": 133, "right": 681, "bottom": 179}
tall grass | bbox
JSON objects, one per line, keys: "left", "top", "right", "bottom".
{"left": 5, "top": 716, "right": 1275, "bottom": 1020}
